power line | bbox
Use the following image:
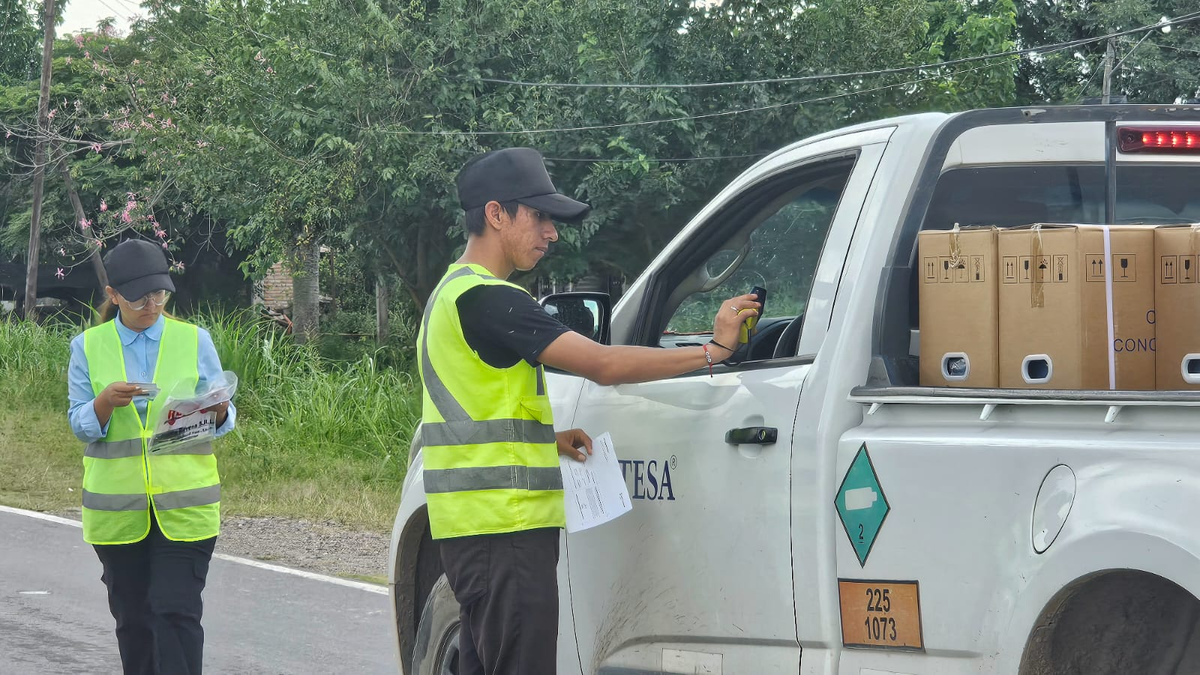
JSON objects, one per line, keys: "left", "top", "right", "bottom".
{"left": 473, "top": 11, "right": 1200, "bottom": 90}
{"left": 371, "top": 58, "right": 1014, "bottom": 137}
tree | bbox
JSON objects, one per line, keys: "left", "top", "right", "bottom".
{"left": 1016, "top": 0, "right": 1200, "bottom": 105}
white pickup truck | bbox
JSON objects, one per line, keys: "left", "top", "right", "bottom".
{"left": 389, "top": 104, "right": 1200, "bottom": 675}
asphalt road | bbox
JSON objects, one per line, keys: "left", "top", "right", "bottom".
{"left": 0, "top": 506, "right": 398, "bottom": 674}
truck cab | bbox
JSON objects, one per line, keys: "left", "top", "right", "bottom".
{"left": 391, "top": 104, "right": 1200, "bottom": 675}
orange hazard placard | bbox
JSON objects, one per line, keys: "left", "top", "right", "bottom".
{"left": 838, "top": 580, "right": 924, "bottom": 650}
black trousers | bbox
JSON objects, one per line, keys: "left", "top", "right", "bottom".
{"left": 93, "top": 515, "right": 216, "bottom": 675}
{"left": 439, "top": 527, "right": 560, "bottom": 675}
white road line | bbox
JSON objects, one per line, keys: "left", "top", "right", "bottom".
{"left": 0, "top": 504, "right": 389, "bottom": 595}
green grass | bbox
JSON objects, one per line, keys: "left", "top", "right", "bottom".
{"left": 341, "top": 573, "right": 387, "bottom": 586}
{"left": 0, "top": 312, "right": 419, "bottom": 532}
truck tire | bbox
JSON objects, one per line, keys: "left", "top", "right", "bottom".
{"left": 411, "top": 574, "right": 463, "bottom": 675}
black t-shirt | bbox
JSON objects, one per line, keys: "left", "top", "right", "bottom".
{"left": 456, "top": 285, "right": 571, "bottom": 369}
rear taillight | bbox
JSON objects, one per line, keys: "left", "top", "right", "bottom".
{"left": 1118, "top": 127, "right": 1200, "bottom": 153}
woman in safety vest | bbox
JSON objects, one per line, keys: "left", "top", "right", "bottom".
{"left": 67, "top": 239, "right": 235, "bottom": 675}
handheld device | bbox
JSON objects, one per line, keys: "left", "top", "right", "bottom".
{"left": 129, "top": 382, "right": 160, "bottom": 397}
{"left": 738, "top": 286, "right": 767, "bottom": 344}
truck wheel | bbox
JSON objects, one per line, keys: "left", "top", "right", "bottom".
{"left": 411, "top": 575, "right": 463, "bottom": 675}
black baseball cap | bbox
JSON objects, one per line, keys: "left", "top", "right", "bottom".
{"left": 456, "top": 148, "right": 590, "bottom": 223}
{"left": 103, "top": 239, "right": 175, "bottom": 300}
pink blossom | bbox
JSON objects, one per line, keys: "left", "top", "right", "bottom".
{"left": 4, "top": 131, "right": 10, "bottom": 139}
{"left": 254, "top": 51, "right": 265, "bottom": 63}
{"left": 47, "top": 109, "right": 56, "bottom": 119}
{"left": 99, "top": 200, "right": 107, "bottom": 211}
{"left": 156, "top": 229, "right": 167, "bottom": 239}
{"left": 161, "top": 242, "right": 168, "bottom": 250}
{"left": 147, "top": 112, "right": 155, "bottom": 119}
{"left": 132, "top": 59, "right": 140, "bottom": 65}
{"left": 161, "top": 92, "right": 169, "bottom": 102}
{"left": 266, "top": 67, "right": 275, "bottom": 74}
{"left": 137, "top": 79, "right": 144, "bottom": 85}
{"left": 80, "top": 217, "right": 91, "bottom": 230}
{"left": 103, "top": 45, "right": 109, "bottom": 53}
{"left": 74, "top": 35, "right": 84, "bottom": 47}
{"left": 55, "top": 268, "right": 65, "bottom": 280}
{"left": 171, "top": 262, "right": 185, "bottom": 272}
{"left": 126, "top": 200, "right": 137, "bottom": 210}
{"left": 121, "top": 211, "right": 132, "bottom": 223}
{"left": 57, "top": 247, "right": 65, "bottom": 255}
{"left": 84, "top": 51, "right": 90, "bottom": 59}
{"left": 91, "top": 143, "right": 102, "bottom": 152}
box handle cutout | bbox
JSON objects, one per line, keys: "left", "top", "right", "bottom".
{"left": 1182, "top": 355, "right": 1200, "bottom": 385}
{"left": 941, "top": 353, "right": 970, "bottom": 382}
{"left": 1022, "top": 355, "right": 1053, "bottom": 384}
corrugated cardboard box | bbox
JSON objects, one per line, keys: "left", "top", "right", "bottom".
{"left": 918, "top": 226, "right": 998, "bottom": 387}
{"left": 998, "top": 224, "right": 1155, "bottom": 390}
{"left": 1154, "top": 224, "right": 1200, "bottom": 390}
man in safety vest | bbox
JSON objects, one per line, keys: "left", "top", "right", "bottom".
{"left": 419, "top": 147, "right": 758, "bottom": 674}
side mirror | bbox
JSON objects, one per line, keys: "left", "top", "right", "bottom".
{"left": 540, "top": 292, "right": 611, "bottom": 345}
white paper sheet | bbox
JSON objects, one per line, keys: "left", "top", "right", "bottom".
{"left": 559, "top": 432, "right": 632, "bottom": 533}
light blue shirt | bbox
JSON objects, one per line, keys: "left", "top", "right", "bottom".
{"left": 68, "top": 313, "right": 237, "bottom": 443}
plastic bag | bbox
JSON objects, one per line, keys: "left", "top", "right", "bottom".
{"left": 147, "top": 370, "right": 239, "bottom": 455}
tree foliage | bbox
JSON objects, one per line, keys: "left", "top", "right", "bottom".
{"left": 6, "top": 0, "right": 1195, "bottom": 320}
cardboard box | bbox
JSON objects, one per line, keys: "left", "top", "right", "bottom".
{"left": 1154, "top": 224, "right": 1200, "bottom": 390}
{"left": 918, "top": 227, "right": 999, "bottom": 387}
{"left": 998, "top": 224, "right": 1156, "bottom": 390}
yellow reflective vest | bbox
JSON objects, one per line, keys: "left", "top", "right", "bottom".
{"left": 81, "top": 318, "right": 221, "bottom": 545}
{"left": 418, "top": 264, "right": 565, "bottom": 539}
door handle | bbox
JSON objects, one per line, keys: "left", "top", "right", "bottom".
{"left": 725, "top": 426, "right": 778, "bottom": 445}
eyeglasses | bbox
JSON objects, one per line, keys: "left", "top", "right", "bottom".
{"left": 121, "top": 289, "right": 171, "bottom": 311}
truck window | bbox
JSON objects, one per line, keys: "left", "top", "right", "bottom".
{"left": 658, "top": 158, "right": 855, "bottom": 361}
{"left": 923, "top": 165, "right": 1200, "bottom": 231}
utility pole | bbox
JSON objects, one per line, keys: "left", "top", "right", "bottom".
{"left": 23, "top": 0, "right": 58, "bottom": 321}
{"left": 1102, "top": 38, "right": 1116, "bottom": 105}
{"left": 1102, "top": 37, "right": 1117, "bottom": 224}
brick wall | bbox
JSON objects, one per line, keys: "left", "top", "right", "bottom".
{"left": 255, "top": 262, "right": 293, "bottom": 311}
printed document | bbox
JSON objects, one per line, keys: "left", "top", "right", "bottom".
{"left": 559, "top": 432, "right": 632, "bottom": 533}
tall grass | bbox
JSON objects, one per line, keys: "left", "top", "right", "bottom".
{"left": 0, "top": 318, "right": 73, "bottom": 407}
{"left": 0, "top": 310, "right": 421, "bottom": 531}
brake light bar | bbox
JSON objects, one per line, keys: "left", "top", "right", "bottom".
{"left": 1118, "top": 127, "right": 1200, "bottom": 153}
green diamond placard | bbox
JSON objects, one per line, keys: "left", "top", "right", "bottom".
{"left": 835, "top": 443, "right": 890, "bottom": 567}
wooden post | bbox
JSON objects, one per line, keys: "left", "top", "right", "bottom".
{"left": 376, "top": 274, "right": 389, "bottom": 344}
{"left": 22, "top": 0, "right": 57, "bottom": 321}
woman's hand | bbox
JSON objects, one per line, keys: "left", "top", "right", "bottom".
{"left": 100, "top": 382, "right": 142, "bottom": 409}
{"left": 556, "top": 428, "right": 593, "bottom": 462}
{"left": 201, "top": 400, "right": 230, "bottom": 427}
{"left": 93, "top": 382, "right": 142, "bottom": 428}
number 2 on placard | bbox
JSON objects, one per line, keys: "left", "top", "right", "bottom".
{"left": 858, "top": 523, "right": 864, "bottom": 541}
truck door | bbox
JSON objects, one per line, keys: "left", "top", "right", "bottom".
{"left": 563, "top": 133, "right": 890, "bottom": 674}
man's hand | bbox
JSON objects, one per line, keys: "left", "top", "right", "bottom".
{"left": 556, "top": 428, "right": 593, "bottom": 462}
{"left": 710, "top": 293, "right": 762, "bottom": 360}
{"left": 201, "top": 400, "right": 230, "bottom": 427}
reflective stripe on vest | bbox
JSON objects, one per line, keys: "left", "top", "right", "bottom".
{"left": 81, "top": 318, "right": 221, "bottom": 545}
{"left": 424, "top": 465, "right": 564, "bottom": 494}
{"left": 418, "top": 264, "right": 565, "bottom": 539}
